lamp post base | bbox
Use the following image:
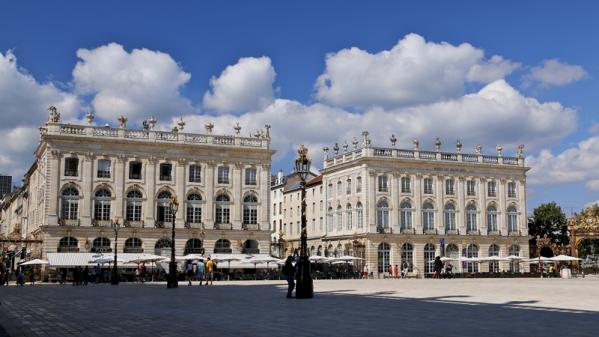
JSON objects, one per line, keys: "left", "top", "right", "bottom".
{"left": 167, "top": 261, "right": 178, "bottom": 288}
{"left": 110, "top": 268, "right": 119, "bottom": 285}
{"left": 295, "top": 256, "right": 313, "bottom": 299}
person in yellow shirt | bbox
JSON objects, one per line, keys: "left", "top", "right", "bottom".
{"left": 205, "top": 258, "right": 214, "bottom": 286}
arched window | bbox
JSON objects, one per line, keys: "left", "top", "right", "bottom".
{"left": 445, "top": 243, "right": 459, "bottom": 259}
{"left": 214, "top": 239, "right": 232, "bottom": 253}
{"left": 444, "top": 203, "right": 456, "bottom": 231}
{"left": 58, "top": 237, "right": 78, "bottom": 252}
{"left": 346, "top": 179, "right": 352, "bottom": 195}
{"left": 91, "top": 237, "right": 112, "bottom": 253}
{"left": 507, "top": 206, "right": 518, "bottom": 233}
{"left": 336, "top": 206, "right": 343, "bottom": 231}
{"left": 124, "top": 238, "right": 143, "bottom": 253}
{"left": 186, "top": 193, "right": 202, "bottom": 224}
{"left": 422, "top": 202, "right": 434, "bottom": 231}
{"left": 215, "top": 194, "right": 231, "bottom": 225}
{"left": 157, "top": 191, "right": 173, "bottom": 223}
{"left": 487, "top": 205, "right": 498, "bottom": 232}
{"left": 489, "top": 244, "right": 500, "bottom": 273}
{"left": 242, "top": 239, "right": 259, "bottom": 254}
{"left": 509, "top": 245, "right": 520, "bottom": 273}
{"left": 310, "top": 246, "right": 315, "bottom": 256}
{"left": 346, "top": 204, "right": 353, "bottom": 230}
{"left": 243, "top": 194, "right": 258, "bottom": 225}
{"left": 317, "top": 245, "right": 323, "bottom": 256}
{"left": 356, "top": 203, "right": 363, "bottom": 229}
{"left": 400, "top": 202, "right": 412, "bottom": 231}
{"left": 94, "top": 188, "right": 112, "bottom": 221}
{"left": 184, "top": 239, "right": 203, "bottom": 254}
{"left": 61, "top": 187, "right": 80, "bottom": 220}
{"left": 424, "top": 243, "right": 435, "bottom": 275}
{"left": 466, "top": 204, "right": 477, "bottom": 232}
{"left": 154, "top": 238, "right": 172, "bottom": 256}
{"left": 326, "top": 207, "right": 333, "bottom": 232}
{"left": 467, "top": 244, "right": 479, "bottom": 273}
{"left": 401, "top": 243, "right": 413, "bottom": 272}
{"left": 377, "top": 201, "right": 389, "bottom": 229}
{"left": 126, "top": 190, "right": 143, "bottom": 222}
{"left": 377, "top": 243, "right": 390, "bottom": 273}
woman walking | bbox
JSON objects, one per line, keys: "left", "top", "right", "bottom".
{"left": 283, "top": 256, "right": 295, "bottom": 298}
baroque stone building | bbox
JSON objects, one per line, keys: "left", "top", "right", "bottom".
{"left": 1, "top": 107, "right": 274, "bottom": 264}
{"left": 277, "top": 133, "right": 530, "bottom": 276}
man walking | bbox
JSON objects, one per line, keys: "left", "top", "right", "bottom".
{"left": 205, "top": 257, "right": 214, "bottom": 286}
{"left": 196, "top": 260, "right": 205, "bottom": 286}
{"left": 283, "top": 256, "right": 295, "bottom": 298}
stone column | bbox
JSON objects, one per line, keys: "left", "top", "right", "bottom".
{"left": 478, "top": 177, "right": 486, "bottom": 233}
{"left": 435, "top": 175, "right": 444, "bottom": 233}
{"left": 113, "top": 155, "right": 125, "bottom": 223}
{"left": 498, "top": 178, "right": 507, "bottom": 235}
{"left": 145, "top": 157, "right": 157, "bottom": 227}
{"left": 414, "top": 174, "right": 422, "bottom": 234}
{"left": 390, "top": 173, "right": 399, "bottom": 233}
{"left": 176, "top": 159, "right": 186, "bottom": 228}
{"left": 457, "top": 176, "right": 466, "bottom": 234}
{"left": 259, "top": 164, "right": 270, "bottom": 228}
{"left": 81, "top": 153, "right": 94, "bottom": 226}
{"left": 204, "top": 162, "right": 215, "bottom": 228}
{"left": 46, "top": 150, "right": 61, "bottom": 225}
{"left": 519, "top": 178, "right": 527, "bottom": 235}
{"left": 367, "top": 170, "right": 376, "bottom": 233}
{"left": 232, "top": 163, "right": 243, "bottom": 229}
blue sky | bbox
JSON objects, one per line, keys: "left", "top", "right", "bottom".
{"left": 1, "top": 0, "right": 598, "bottom": 214}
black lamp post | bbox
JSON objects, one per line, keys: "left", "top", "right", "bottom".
{"left": 111, "top": 220, "right": 120, "bottom": 285}
{"left": 295, "top": 145, "right": 313, "bottom": 298}
{"left": 167, "top": 197, "right": 179, "bottom": 288}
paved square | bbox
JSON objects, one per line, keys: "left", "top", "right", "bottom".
{"left": 1, "top": 278, "right": 598, "bottom": 337}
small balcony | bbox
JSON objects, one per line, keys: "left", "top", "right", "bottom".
{"left": 214, "top": 223, "right": 232, "bottom": 230}
{"left": 376, "top": 226, "right": 392, "bottom": 234}
{"left": 488, "top": 230, "right": 500, "bottom": 236}
{"left": 155, "top": 221, "right": 166, "bottom": 229}
{"left": 400, "top": 227, "right": 415, "bottom": 234}
{"left": 58, "top": 219, "right": 80, "bottom": 226}
{"left": 92, "top": 219, "right": 112, "bottom": 227}
{"left": 466, "top": 229, "right": 480, "bottom": 235}
{"left": 124, "top": 220, "right": 144, "bottom": 228}
{"left": 185, "top": 222, "right": 204, "bottom": 229}
{"left": 508, "top": 230, "right": 521, "bottom": 236}
{"left": 242, "top": 223, "right": 260, "bottom": 231}
{"left": 424, "top": 228, "right": 438, "bottom": 235}
{"left": 445, "top": 229, "right": 458, "bottom": 235}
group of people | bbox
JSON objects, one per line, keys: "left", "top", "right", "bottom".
{"left": 182, "top": 257, "right": 215, "bottom": 286}
{"left": 1, "top": 260, "right": 31, "bottom": 286}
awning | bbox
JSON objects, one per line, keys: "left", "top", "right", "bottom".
{"left": 47, "top": 253, "right": 162, "bottom": 268}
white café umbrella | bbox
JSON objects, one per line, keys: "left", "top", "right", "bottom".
{"left": 175, "top": 254, "right": 205, "bottom": 262}
{"left": 333, "top": 255, "right": 364, "bottom": 262}
{"left": 126, "top": 254, "right": 167, "bottom": 264}
{"left": 478, "top": 256, "right": 509, "bottom": 262}
{"left": 19, "top": 259, "right": 49, "bottom": 266}
{"left": 550, "top": 255, "right": 582, "bottom": 262}
{"left": 309, "top": 256, "right": 329, "bottom": 263}
{"left": 527, "top": 256, "right": 552, "bottom": 264}
{"left": 211, "top": 255, "right": 242, "bottom": 280}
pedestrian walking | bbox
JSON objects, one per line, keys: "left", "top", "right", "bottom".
{"left": 196, "top": 260, "right": 205, "bottom": 286}
{"left": 0, "top": 260, "right": 6, "bottom": 286}
{"left": 363, "top": 264, "right": 369, "bottom": 279}
{"left": 394, "top": 264, "right": 399, "bottom": 278}
{"left": 186, "top": 260, "right": 194, "bottom": 286}
{"left": 401, "top": 261, "right": 408, "bottom": 278}
{"left": 205, "top": 258, "right": 214, "bottom": 286}
{"left": 433, "top": 256, "right": 443, "bottom": 279}
{"left": 17, "top": 268, "right": 25, "bottom": 286}
{"left": 283, "top": 256, "right": 295, "bottom": 298}
{"left": 83, "top": 266, "right": 89, "bottom": 285}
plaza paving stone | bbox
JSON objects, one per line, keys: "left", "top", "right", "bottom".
{"left": 0, "top": 278, "right": 598, "bottom": 337}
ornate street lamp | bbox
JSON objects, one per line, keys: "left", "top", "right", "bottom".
{"left": 111, "top": 220, "right": 121, "bottom": 285}
{"left": 294, "top": 145, "right": 313, "bottom": 298}
{"left": 167, "top": 197, "right": 179, "bottom": 288}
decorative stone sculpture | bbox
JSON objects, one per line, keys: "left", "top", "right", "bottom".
{"left": 323, "top": 146, "right": 329, "bottom": 160}
{"left": 413, "top": 139, "right": 419, "bottom": 151}
{"left": 496, "top": 144, "right": 503, "bottom": 156}
{"left": 148, "top": 116, "right": 157, "bottom": 129}
{"left": 361, "top": 131, "right": 370, "bottom": 148}
{"left": 172, "top": 126, "right": 179, "bottom": 133}
{"left": 517, "top": 144, "right": 525, "bottom": 158}
{"left": 118, "top": 115, "right": 128, "bottom": 128}
{"left": 177, "top": 116, "right": 186, "bottom": 131}
{"left": 234, "top": 122, "right": 241, "bottom": 135}
{"left": 435, "top": 137, "right": 442, "bottom": 152}
{"left": 47, "top": 106, "right": 60, "bottom": 124}
{"left": 475, "top": 144, "right": 482, "bottom": 155}
{"left": 390, "top": 134, "right": 397, "bottom": 147}
{"left": 85, "top": 111, "right": 95, "bottom": 125}
{"left": 333, "top": 143, "right": 339, "bottom": 155}
{"left": 205, "top": 122, "right": 214, "bottom": 133}
{"left": 264, "top": 124, "right": 271, "bottom": 139}
{"left": 456, "top": 139, "right": 462, "bottom": 153}
{"left": 352, "top": 138, "right": 358, "bottom": 150}
{"left": 343, "top": 141, "right": 349, "bottom": 153}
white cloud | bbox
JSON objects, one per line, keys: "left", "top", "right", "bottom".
{"left": 525, "top": 59, "right": 587, "bottom": 87}
{"left": 588, "top": 121, "right": 599, "bottom": 134}
{"left": 0, "top": 50, "right": 81, "bottom": 178}
{"left": 203, "top": 56, "right": 275, "bottom": 114}
{"left": 314, "top": 33, "right": 519, "bottom": 108}
{"left": 73, "top": 43, "right": 193, "bottom": 124}
{"left": 467, "top": 55, "right": 520, "bottom": 83}
{"left": 527, "top": 136, "right": 599, "bottom": 185}
{"left": 585, "top": 180, "right": 599, "bottom": 192}
{"left": 585, "top": 200, "right": 599, "bottom": 208}
{"left": 181, "top": 80, "right": 574, "bottom": 170}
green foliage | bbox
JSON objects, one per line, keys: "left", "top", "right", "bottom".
{"left": 528, "top": 202, "right": 569, "bottom": 246}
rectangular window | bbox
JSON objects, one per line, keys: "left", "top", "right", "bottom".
{"left": 356, "top": 177, "right": 362, "bottom": 193}
{"left": 129, "top": 161, "right": 142, "bottom": 180}
{"left": 401, "top": 177, "right": 411, "bottom": 193}
{"left": 445, "top": 179, "right": 455, "bottom": 195}
{"left": 423, "top": 178, "right": 433, "bottom": 194}
{"left": 218, "top": 166, "right": 229, "bottom": 184}
{"left": 319, "top": 217, "right": 323, "bottom": 231}
{"left": 488, "top": 181, "right": 497, "bottom": 197}
{"left": 126, "top": 201, "right": 142, "bottom": 221}
{"left": 346, "top": 180, "right": 351, "bottom": 195}
{"left": 467, "top": 180, "right": 476, "bottom": 196}
{"left": 508, "top": 182, "right": 517, "bottom": 198}
{"left": 279, "top": 202, "right": 282, "bottom": 215}
{"left": 97, "top": 159, "right": 111, "bottom": 178}
{"left": 337, "top": 182, "right": 343, "bottom": 196}
{"left": 159, "top": 163, "right": 172, "bottom": 181}
{"left": 245, "top": 168, "right": 257, "bottom": 185}
{"left": 64, "top": 158, "right": 79, "bottom": 177}
{"left": 378, "top": 175, "right": 388, "bottom": 192}
{"left": 189, "top": 165, "right": 201, "bottom": 183}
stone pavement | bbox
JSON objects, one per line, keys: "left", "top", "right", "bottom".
{"left": 0, "top": 278, "right": 598, "bottom": 337}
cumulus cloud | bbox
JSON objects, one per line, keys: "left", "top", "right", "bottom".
{"left": 527, "top": 136, "right": 599, "bottom": 185}
{"left": 73, "top": 43, "right": 193, "bottom": 124}
{"left": 180, "top": 79, "right": 574, "bottom": 170}
{"left": 525, "top": 59, "right": 587, "bottom": 87}
{"left": 314, "top": 33, "right": 519, "bottom": 109}
{"left": 0, "top": 50, "right": 81, "bottom": 177}
{"left": 203, "top": 56, "right": 275, "bottom": 114}
{"left": 585, "top": 180, "right": 599, "bottom": 192}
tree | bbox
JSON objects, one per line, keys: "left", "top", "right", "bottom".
{"left": 528, "top": 202, "right": 569, "bottom": 247}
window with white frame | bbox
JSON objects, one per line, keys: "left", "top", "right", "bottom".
{"left": 64, "top": 158, "right": 79, "bottom": 177}
{"left": 356, "top": 203, "right": 363, "bottom": 228}
{"left": 97, "top": 159, "right": 111, "bottom": 178}
{"left": 445, "top": 179, "right": 454, "bottom": 195}
{"left": 400, "top": 201, "right": 412, "bottom": 230}
{"left": 189, "top": 165, "right": 201, "bottom": 183}
{"left": 346, "top": 204, "right": 352, "bottom": 230}
{"left": 423, "top": 178, "right": 433, "bottom": 194}
{"left": 61, "top": 187, "right": 79, "bottom": 220}
{"left": 327, "top": 207, "right": 333, "bottom": 232}
{"left": 157, "top": 191, "right": 173, "bottom": 223}
{"left": 129, "top": 161, "right": 142, "bottom": 180}
{"left": 509, "top": 245, "right": 520, "bottom": 272}
{"left": 245, "top": 168, "right": 257, "bottom": 185}
{"left": 466, "top": 204, "right": 477, "bottom": 232}
{"left": 378, "top": 175, "right": 388, "bottom": 192}
{"left": 215, "top": 194, "right": 231, "bottom": 224}
{"left": 243, "top": 194, "right": 258, "bottom": 225}
{"left": 377, "top": 200, "right": 389, "bottom": 228}
{"left": 93, "top": 188, "right": 111, "bottom": 221}
{"left": 422, "top": 202, "right": 434, "bottom": 231}
{"left": 126, "top": 190, "right": 143, "bottom": 222}
{"left": 487, "top": 205, "right": 497, "bottom": 232}
{"left": 336, "top": 206, "right": 343, "bottom": 230}
{"left": 467, "top": 180, "right": 476, "bottom": 196}
{"left": 218, "top": 166, "right": 229, "bottom": 184}
{"left": 487, "top": 181, "right": 497, "bottom": 197}
{"left": 507, "top": 206, "right": 518, "bottom": 233}
{"left": 508, "top": 182, "right": 517, "bottom": 198}
{"left": 159, "top": 163, "right": 172, "bottom": 181}
{"left": 444, "top": 203, "right": 456, "bottom": 231}
{"left": 186, "top": 193, "right": 202, "bottom": 224}
{"left": 401, "top": 176, "right": 411, "bottom": 193}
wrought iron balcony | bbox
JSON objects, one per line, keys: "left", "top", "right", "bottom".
{"left": 242, "top": 223, "right": 260, "bottom": 231}
{"left": 185, "top": 221, "right": 204, "bottom": 229}
{"left": 58, "top": 218, "right": 80, "bottom": 226}
{"left": 124, "top": 220, "right": 144, "bottom": 228}
{"left": 214, "top": 223, "right": 232, "bottom": 230}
